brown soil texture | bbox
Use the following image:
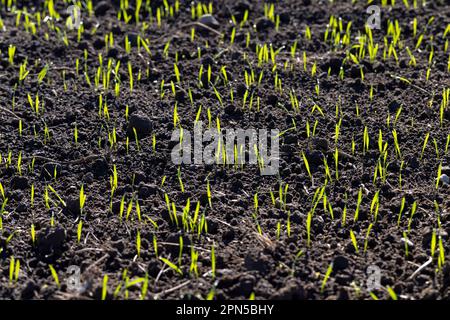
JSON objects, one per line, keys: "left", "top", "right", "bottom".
{"left": 1, "top": 0, "right": 450, "bottom": 300}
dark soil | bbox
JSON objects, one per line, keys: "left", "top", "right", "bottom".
{"left": 1, "top": 0, "right": 450, "bottom": 300}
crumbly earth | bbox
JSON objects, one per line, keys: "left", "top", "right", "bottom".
{"left": 1, "top": 0, "right": 450, "bottom": 300}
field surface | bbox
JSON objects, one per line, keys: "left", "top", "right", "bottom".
{"left": 1, "top": 0, "right": 450, "bottom": 300}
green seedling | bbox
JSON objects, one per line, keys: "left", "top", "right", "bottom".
{"left": 320, "top": 263, "right": 333, "bottom": 293}
{"left": 49, "top": 265, "right": 60, "bottom": 288}
{"left": 350, "top": 230, "right": 359, "bottom": 253}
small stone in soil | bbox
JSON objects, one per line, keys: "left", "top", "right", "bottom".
{"left": 16, "top": 203, "right": 27, "bottom": 212}
{"left": 66, "top": 197, "right": 81, "bottom": 215}
{"left": 37, "top": 226, "right": 66, "bottom": 255}
{"left": 333, "top": 255, "right": 349, "bottom": 271}
{"left": 266, "top": 94, "right": 278, "bottom": 106}
{"left": 138, "top": 183, "right": 158, "bottom": 199}
{"left": 198, "top": 14, "right": 220, "bottom": 29}
{"left": 400, "top": 237, "right": 414, "bottom": 247}
{"left": 10, "top": 176, "right": 29, "bottom": 190}
{"left": 94, "top": 1, "right": 111, "bottom": 16}
{"left": 311, "top": 137, "right": 329, "bottom": 152}
{"left": 388, "top": 100, "right": 401, "bottom": 113}
{"left": 127, "top": 33, "right": 140, "bottom": 46}
{"left": 201, "top": 55, "right": 215, "bottom": 66}
{"left": 21, "top": 281, "right": 39, "bottom": 299}
{"left": 107, "top": 47, "right": 119, "bottom": 59}
{"left": 439, "top": 174, "right": 449, "bottom": 185}
{"left": 255, "top": 18, "right": 275, "bottom": 32}
{"left": 93, "top": 38, "right": 105, "bottom": 50}
{"left": 237, "top": 275, "right": 255, "bottom": 296}
{"left": 128, "top": 113, "right": 153, "bottom": 138}
{"left": 304, "top": 150, "right": 323, "bottom": 168}
{"left": 234, "top": 1, "right": 251, "bottom": 13}
{"left": 92, "top": 158, "right": 109, "bottom": 177}
{"left": 279, "top": 12, "right": 290, "bottom": 24}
